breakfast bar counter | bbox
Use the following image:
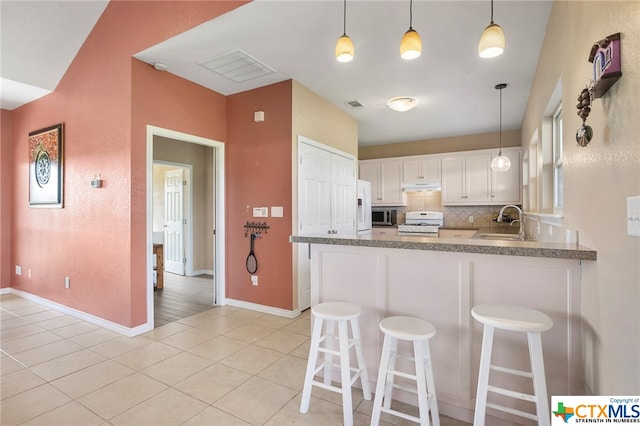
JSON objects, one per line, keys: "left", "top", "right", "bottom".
{"left": 290, "top": 233, "right": 595, "bottom": 423}
{"left": 290, "top": 231, "right": 597, "bottom": 261}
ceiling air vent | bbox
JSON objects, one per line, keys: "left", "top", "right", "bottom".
{"left": 200, "top": 49, "right": 275, "bottom": 83}
{"left": 346, "top": 100, "right": 366, "bottom": 109}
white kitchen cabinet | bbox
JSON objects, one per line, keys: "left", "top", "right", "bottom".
{"left": 403, "top": 156, "right": 441, "bottom": 183}
{"left": 359, "top": 159, "right": 406, "bottom": 206}
{"left": 491, "top": 149, "right": 522, "bottom": 204}
{"left": 442, "top": 153, "right": 492, "bottom": 205}
{"left": 442, "top": 148, "right": 521, "bottom": 206}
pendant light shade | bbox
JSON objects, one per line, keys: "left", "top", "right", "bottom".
{"left": 400, "top": 29, "right": 422, "bottom": 60}
{"left": 478, "top": 0, "right": 505, "bottom": 58}
{"left": 336, "top": 0, "right": 354, "bottom": 62}
{"left": 491, "top": 154, "right": 511, "bottom": 172}
{"left": 336, "top": 34, "right": 354, "bottom": 62}
{"left": 400, "top": 0, "right": 421, "bottom": 60}
{"left": 491, "top": 83, "right": 511, "bottom": 172}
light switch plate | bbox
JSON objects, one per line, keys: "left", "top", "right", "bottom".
{"left": 271, "top": 206, "right": 283, "bottom": 218}
{"left": 253, "top": 207, "right": 268, "bottom": 218}
{"left": 627, "top": 196, "right": 640, "bottom": 237}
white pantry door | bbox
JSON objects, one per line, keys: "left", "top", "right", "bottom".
{"left": 164, "top": 168, "right": 185, "bottom": 275}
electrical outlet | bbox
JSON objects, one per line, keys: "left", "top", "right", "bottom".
{"left": 468, "top": 216, "right": 474, "bottom": 223}
{"left": 65, "top": 277, "right": 70, "bottom": 288}
{"left": 15, "top": 265, "right": 21, "bottom": 275}
{"left": 251, "top": 275, "right": 258, "bottom": 286}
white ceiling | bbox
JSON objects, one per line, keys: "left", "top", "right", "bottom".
{"left": 1, "top": 0, "right": 552, "bottom": 147}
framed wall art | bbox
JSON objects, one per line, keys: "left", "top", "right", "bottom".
{"left": 29, "top": 123, "right": 64, "bottom": 207}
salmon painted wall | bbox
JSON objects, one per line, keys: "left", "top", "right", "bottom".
{"left": 226, "top": 81, "right": 294, "bottom": 310}
{"left": 1, "top": 110, "right": 13, "bottom": 289}
{"left": 5, "top": 1, "right": 245, "bottom": 327}
{"left": 130, "top": 59, "right": 227, "bottom": 324}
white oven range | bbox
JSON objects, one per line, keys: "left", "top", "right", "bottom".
{"left": 398, "top": 211, "right": 444, "bottom": 236}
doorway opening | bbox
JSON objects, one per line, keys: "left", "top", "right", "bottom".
{"left": 146, "top": 126, "right": 225, "bottom": 329}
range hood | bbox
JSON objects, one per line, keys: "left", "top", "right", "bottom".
{"left": 402, "top": 181, "right": 442, "bottom": 192}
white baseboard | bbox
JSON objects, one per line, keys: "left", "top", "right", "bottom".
{"left": 224, "top": 298, "right": 302, "bottom": 319}
{"left": 7, "top": 288, "right": 152, "bottom": 337}
{"left": 0, "top": 287, "right": 10, "bottom": 295}
{"left": 189, "top": 269, "right": 213, "bottom": 277}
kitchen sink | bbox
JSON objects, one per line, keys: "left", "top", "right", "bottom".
{"left": 474, "top": 232, "right": 525, "bottom": 241}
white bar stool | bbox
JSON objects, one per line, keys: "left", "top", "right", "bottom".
{"left": 300, "top": 301, "right": 372, "bottom": 426}
{"left": 370, "top": 316, "right": 439, "bottom": 426}
{"left": 472, "top": 304, "right": 553, "bottom": 426}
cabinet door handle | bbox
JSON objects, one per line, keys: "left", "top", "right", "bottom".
{"left": 461, "top": 195, "right": 469, "bottom": 198}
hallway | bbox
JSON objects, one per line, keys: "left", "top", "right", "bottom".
{"left": 154, "top": 273, "right": 215, "bottom": 327}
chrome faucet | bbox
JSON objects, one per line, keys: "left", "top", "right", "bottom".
{"left": 497, "top": 205, "right": 524, "bottom": 240}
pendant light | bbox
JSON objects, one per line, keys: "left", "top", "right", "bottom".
{"left": 335, "top": 0, "right": 354, "bottom": 62}
{"left": 400, "top": 0, "right": 422, "bottom": 60}
{"left": 478, "top": 0, "right": 505, "bottom": 58}
{"left": 491, "top": 83, "right": 511, "bottom": 172}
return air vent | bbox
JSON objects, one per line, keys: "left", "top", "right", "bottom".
{"left": 200, "top": 49, "right": 275, "bottom": 83}
{"left": 346, "top": 100, "right": 366, "bottom": 109}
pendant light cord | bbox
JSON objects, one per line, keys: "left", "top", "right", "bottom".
{"left": 409, "top": 0, "right": 414, "bottom": 30}
{"left": 490, "top": 0, "right": 495, "bottom": 24}
{"left": 342, "top": 0, "right": 347, "bottom": 36}
{"left": 499, "top": 85, "right": 503, "bottom": 155}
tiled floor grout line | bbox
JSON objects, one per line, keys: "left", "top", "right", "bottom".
{"left": 2, "top": 295, "right": 470, "bottom": 425}
{"left": 2, "top": 298, "right": 329, "bottom": 425}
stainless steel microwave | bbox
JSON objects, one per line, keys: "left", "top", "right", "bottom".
{"left": 372, "top": 208, "right": 397, "bottom": 226}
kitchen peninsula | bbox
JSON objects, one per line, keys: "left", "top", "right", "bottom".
{"left": 290, "top": 233, "right": 596, "bottom": 423}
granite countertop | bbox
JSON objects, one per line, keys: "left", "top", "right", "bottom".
{"left": 290, "top": 232, "right": 597, "bottom": 261}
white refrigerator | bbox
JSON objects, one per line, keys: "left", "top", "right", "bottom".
{"left": 357, "top": 179, "right": 372, "bottom": 234}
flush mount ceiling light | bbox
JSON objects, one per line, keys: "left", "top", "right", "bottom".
{"left": 491, "top": 83, "right": 511, "bottom": 172}
{"left": 387, "top": 96, "right": 418, "bottom": 112}
{"left": 400, "top": 0, "right": 422, "bottom": 60}
{"left": 478, "top": 0, "right": 505, "bottom": 58}
{"left": 335, "top": 0, "right": 354, "bottom": 62}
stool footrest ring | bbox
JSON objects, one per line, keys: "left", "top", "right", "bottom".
{"left": 486, "top": 402, "right": 539, "bottom": 422}
{"left": 490, "top": 364, "right": 534, "bottom": 378}
{"left": 487, "top": 385, "right": 537, "bottom": 403}
{"left": 310, "top": 380, "right": 343, "bottom": 394}
{"left": 380, "top": 406, "right": 422, "bottom": 423}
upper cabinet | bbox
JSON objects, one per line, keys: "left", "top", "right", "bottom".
{"left": 442, "top": 153, "right": 492, "bottom": 205}
{"left": 403, "top": 156, "right": 441, "bottom": 183}
{"left": 442, "top": 147, "right": 521, "bottom": 206}
{"left": 490, "top": 149, "right": 522, "bottom": 204}
{"left": 359, "top": 159, "right": 406, "bottom": 206}
{"left": 360, "top": 147, "right": 521, "bottom": 207}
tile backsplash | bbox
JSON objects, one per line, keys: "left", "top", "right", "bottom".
{"left": 399, "top": 191, "right": 516, "bottom": 229}
{"left": 398, "top": 191, "right": 579, "bottom": 243}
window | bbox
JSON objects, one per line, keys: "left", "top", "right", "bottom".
{"left": 552, "top": 104, "right": 563, "bottom": 211}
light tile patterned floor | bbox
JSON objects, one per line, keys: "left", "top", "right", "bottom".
{"left": 1, "top": 294, "right": 471, "bottom": 425}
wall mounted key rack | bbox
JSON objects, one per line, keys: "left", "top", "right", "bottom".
{"left": 244, "top": 221, "right": 270, "bottom": 237}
